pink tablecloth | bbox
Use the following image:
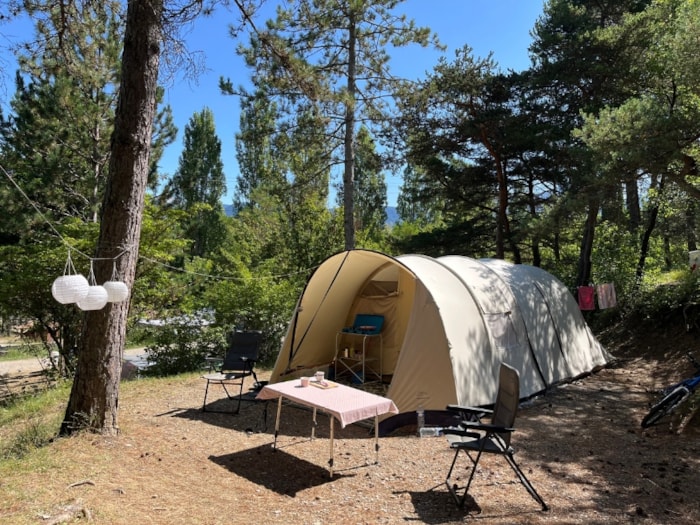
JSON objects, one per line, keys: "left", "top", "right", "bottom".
{"left": 256, "top": 380, "right": 398, "bottom": 428}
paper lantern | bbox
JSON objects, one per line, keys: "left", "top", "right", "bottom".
{"left": 51, "top": 274, "right": 90, "bottom": 304}
{"left": 103, "top": 280, "right": 129, "bottom": 302}
{"left": 76, "top": 285, "right": 109, "bottom": 311}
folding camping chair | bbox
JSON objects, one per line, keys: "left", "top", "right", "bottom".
{"left": 201, "top": 330, "right": 263, "bottom": 414}
{"left": 443, "top": 362, "right": 548, "bottom": 511}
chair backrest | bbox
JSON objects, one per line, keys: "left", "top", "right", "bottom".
{"left": 490, "top": 363, "right": 520, "bottom": 446}
{"left": 221, "top": 330, "right": 263, "bottom": 372}
{"left": 347, "top": 314, "right": 384, "bottom": 334}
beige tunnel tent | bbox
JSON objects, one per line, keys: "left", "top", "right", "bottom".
{"left": 269, "top": 250, "right": 609, "bottom": 427}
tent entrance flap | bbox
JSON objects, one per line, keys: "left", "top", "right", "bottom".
{"left": 283, "top": 251, "right": 351, "bottom": 374}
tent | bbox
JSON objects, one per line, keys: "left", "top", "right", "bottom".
{"left": 269, "top": 249, "right": 609, "bottom": 429}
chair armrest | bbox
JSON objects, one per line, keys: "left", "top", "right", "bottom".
{"left": 455, "top": 421, "right": 515, "bottom": 434}
{"left": 443, "top": 427, "right": 481, "bottom": 439}
{"left": 446, "top": 404, "right": 492, "bottom": 420}
{"left": 446, "top": 404, "right": 492, "bottom": 414}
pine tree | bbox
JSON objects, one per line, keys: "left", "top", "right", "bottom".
{"left": 235, "top": 0, "right": 439, "bottom": 250}
{"left": 163, "top": 107, "right": 226, "bottom": 257}
{"left": 61, "top": 0, "right": 165, "bottom": 436}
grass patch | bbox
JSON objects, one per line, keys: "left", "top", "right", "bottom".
{"left": 0, "top": 382, "right": 70, "bottom": 461}
{"left": 0, "top": 342, "right": 45, "bottom": 362}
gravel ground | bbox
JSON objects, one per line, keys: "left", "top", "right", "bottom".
{"left": 1, "top": 353, "right": 699, "bottom": 524}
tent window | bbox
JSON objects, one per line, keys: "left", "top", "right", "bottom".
{"left": 485, "top": 312, "right": 519, "bottom": 350}
{"left": 361, "top": 280, "right": 398, "bottom": 298}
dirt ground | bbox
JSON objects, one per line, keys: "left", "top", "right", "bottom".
{"left": 1, "top": 318, "right": 700, "bottom": 524}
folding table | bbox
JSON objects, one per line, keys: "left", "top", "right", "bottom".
{"left": 256, "top": 379, "right": 398, "bottom": 476}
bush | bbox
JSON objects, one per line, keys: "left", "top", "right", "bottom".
{"left": 623, "top": 270, "right": 700, "bottom": 327}
{"left": 142, "top": 324, "right": 226, "bottom": 377}
{"left": 205, "top": 277, "right": 299, "bottom": 367}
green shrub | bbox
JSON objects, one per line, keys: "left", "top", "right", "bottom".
{"left": 142, "top": 324, "right": 226, "bottom": 377}
{"left": 1, "top": 418, "right": 57, "bottom": 460}
{"left": 624, "top": 270, "right": 700, "bottom": 325}
{"left": 0, "top": 384, "right": 69, "bottom": 460}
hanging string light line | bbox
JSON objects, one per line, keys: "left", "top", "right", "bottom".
{"left": 0, "top": 162, "right": 130, "bottom": 263}
{"left": 138, "top": 254, "right": 318, "bottom": 282}
{"left": 2, "top": 162, "right": 321, "bottom": 282}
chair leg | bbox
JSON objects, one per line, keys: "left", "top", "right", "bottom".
{"left": 202, "top": 380, "right": 211, "bottom": 412}
{"left": 220, "top": 382, "right": 232, "bottom": 400}
{"left": 447, "top": 446, "right": 548, "bottom": 511}
{"left": 236, "top": 377, "right": 246, "bottom": 414}
{"left": 202, "top": 380, "right": 240, "bottom": 414}
{"left": 445, "top": 447, "right": 482, "bottom": 508}
{"left": 504, "top": 452, "right": 548, "bottom": 511}
{"left": 445, "top": 448, "right": 462, "bottom": 505}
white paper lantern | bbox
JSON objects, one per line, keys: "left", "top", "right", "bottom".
{"left": 51, "top": 274, "right": 90, "bottom": 304}
{"left": 76, "top": 285, "right": 109, "bottom": 311}
{"left": 103, "top": 280, "right": 129, "bottom": 302}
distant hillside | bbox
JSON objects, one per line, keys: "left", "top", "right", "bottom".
{"left": 224, "top": 204, "right": 399, "bottom": 225}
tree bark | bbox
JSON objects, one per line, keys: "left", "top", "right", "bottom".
{"left": 625, "top": 178, "right": 641, "bottom": 231}
{"left": 635, "top": 175, "right": 664, "bottom": 286}
{"left": 343, "top": 13, "right": 357, "bottom": 251}
{"left": 60, "top": 0, "right": 163, "bottom": 436}
{"left": 686, "top": 198, "right": 697, "bottom": 252}
{"left": 576, "top": 197, "right": 599, "bottom": 288}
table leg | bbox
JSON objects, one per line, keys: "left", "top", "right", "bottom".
{"left": 273, "top": 396, "right": 282, "bottom": 449}
{"left": 312, "top": 407, "right": 317, "bottom": 439}
{"left": 374, "top": 414, "right": 379, "bottom": 464}
{"left": 329, "top": 416, "right": 335, "bottom": 477}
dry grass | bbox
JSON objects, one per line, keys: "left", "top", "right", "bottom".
{"left": 1, "top": 323, "right": 700, "bottom": 524}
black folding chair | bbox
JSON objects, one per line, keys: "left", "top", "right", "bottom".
{"left": 443, "top": 362, "right": 548, "bottom": 511}
{"left": 201, "top": 330, "right": 263, "bottom": 414}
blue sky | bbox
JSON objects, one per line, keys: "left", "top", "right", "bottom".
{"left": 1, "top": 1, "right": 545, "bottom": 207}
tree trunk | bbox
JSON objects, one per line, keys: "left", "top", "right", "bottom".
{"left": 686, "top": 198, "right": 697, "bottom": 252}
{"left": 576, "top": 197, "right": 599, "bottom": 287}
{"left": 60, "top": 0, "right": 163, "bottom": 436}
{"left": 635, "top": 175, "right": 664, "bottom": 287}
{"left": 343, "top": 13, "right": 357, "bottom": 251}
{"left": 625, "top": 178, "right": 641, "bottom": 231}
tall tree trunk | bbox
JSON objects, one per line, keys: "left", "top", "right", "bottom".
{"left": 635, "top": 175, "right": 665, "bottom": 287}
{"left": 576, "top": 197, "right": 599, "bottom": 287}
{"left": 526, "top": 172, "right": 541, "bottom": 266}
{"left": 686, "top": 197, "right": 697, "bottom": 252}
{"left": 343, "top": 13, "right": 357, "bottom": 251}
{"left": 60, "top": 0, "right": 163, "bottom": 436}
{"left": 625, "top": 178, "right": 641, "bottom": 231}
{"left": 663, "top": 235, "right": 672, "bottom": 271}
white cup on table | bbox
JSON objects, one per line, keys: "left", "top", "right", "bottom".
{"left": 300, "top": 376, "right": 310, "bottom": 387}
{"left": 315, "top": 371, "right": 325, "bottom": 383}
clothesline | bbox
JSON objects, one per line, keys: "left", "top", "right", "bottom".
{"left": 577, "top": 283, "right": 617, "bottom": 311}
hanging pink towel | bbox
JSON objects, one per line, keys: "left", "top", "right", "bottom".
{"left": 577, "top": 286, "right": 595, "bottom": 311}
{"left": 596, "top": 283, "right": 617, "bottom": 309}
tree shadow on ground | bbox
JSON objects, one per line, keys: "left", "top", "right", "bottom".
{"left": 209, "top": 444, "right": 354, "bottom": 496}
{"left": 162, "top": 395, "right": 375, "bottom": 441}
{"left": 155, "top": 385, "right": 271, "bottom": 429}
{"left": 393, "top": 487, "right": 474, "bottom": 524}
{"left": 518, "top": 361, "right": 700, "bottom": 523}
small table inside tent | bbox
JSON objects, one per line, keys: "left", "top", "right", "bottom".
{"left": 334, "top": 314, "right": 384, "bottom": 384}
